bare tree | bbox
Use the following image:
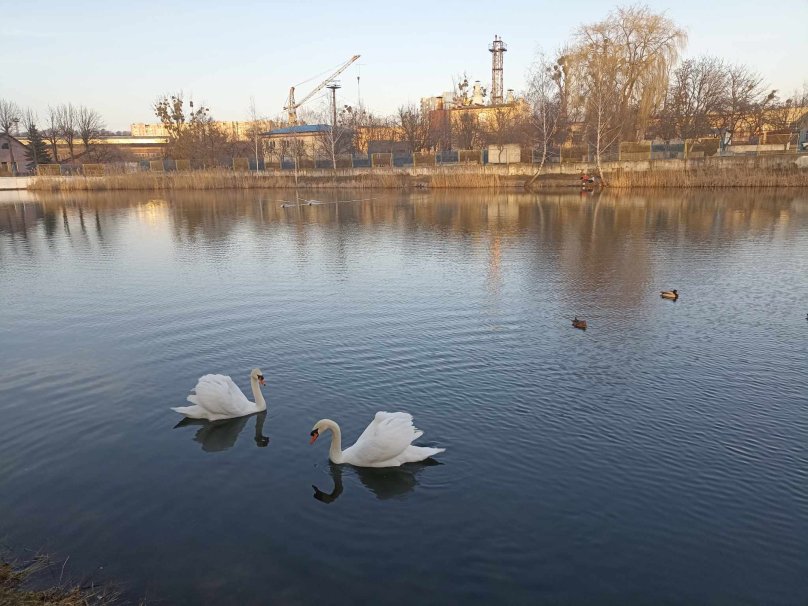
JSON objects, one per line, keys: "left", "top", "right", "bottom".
{"left": 246, "top": 97, "right": 272, "bottom": 169}
{"left": 659, "top": 56, "right": 727, "bottom": 141}
{"left": 453, "top": 111, "right": 483, "bottom": 149}
{"left": 0, "top": 98, "right": 22, "bottom": 174}
{"left": 485, "top": 107, "right": 524, "bottom": 163}
{"left": 154, "top": 93, "right": 232, "bottom": 165}
{"left": 720, "top": 64, "right": 766, "bottom": 141}
{"left": 56, "top": 103, "right": 78, "bottom": 162}
{"left": 314, "top": 103, "right": 352, "bottom": 169}
{"left": 581, "top": 38, "right": 622, "bottom": 184}
{"left": 525, "top": 51, "right": 563, "bottom": 185}
{"left": 77, "top": 106, "right": 105, "bottom": 155}
{"left": 45, "top": 106, "right": 61, "bottom": 163}
{"left": 570, "top": 5, "right": 687, "bottom": 141}
{"left": 396, "top": 104, "right": 430, "bottom": 152}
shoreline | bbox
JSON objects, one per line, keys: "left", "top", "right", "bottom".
{"left": 21, "top": 164, "right": 808, "bottom": 192}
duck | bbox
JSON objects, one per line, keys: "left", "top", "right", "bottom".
{"left": 572, "top": 317, "right": 587, "bottom": 330}
{"left": 171, "top": 368, "right": 266, "bottom": 421}
{"left": 309, "top": 412, "right": 445, "bottom": 468}
{"left": 660, "top": 289, "right": 679, "bottom": 300}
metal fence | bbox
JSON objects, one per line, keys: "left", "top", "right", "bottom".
{"left": 27, "top": 139, "right": 808, "bottom": 178}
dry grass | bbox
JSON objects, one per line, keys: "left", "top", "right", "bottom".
{"left": 28, "top": 168, "right": 517, "bottom": 192}
{"left": 605, "top": 166, "right": 808, "bottom": 188}
{"left": 0, "top": 555, "right": 119, "bottom": 606}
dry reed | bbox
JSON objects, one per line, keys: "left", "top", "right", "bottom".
{"left": 605, "top": 166, "right": 808, "bottom": 188}
{"left": 1, "top": 554, "right": 120, "bottom": 605}
{"left": 28, "top": 168, "right": 517, "bottom": 192}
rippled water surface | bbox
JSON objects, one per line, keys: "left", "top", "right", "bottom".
{"left": 1, "top": 189, "right": 807, "bottom": 605}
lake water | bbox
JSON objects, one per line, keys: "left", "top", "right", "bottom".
{"left": 1, "top": 189, "right": 806, "bottom": 605}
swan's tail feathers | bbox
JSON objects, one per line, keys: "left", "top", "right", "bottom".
{"left": 171, "top": 404, "right": 208, "bottom": 419}
{"left": 401, "top": 445, "right": 445, "bottom": 464}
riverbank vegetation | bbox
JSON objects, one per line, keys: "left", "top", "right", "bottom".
{"left": 605, "top": 166, "right": 808, "bottom": 188}
{"left": 28, "top": 169, "right": 518, "bottom": 191}
{"left": 0, "top": 554, "right": 119, "bottom": 606}
{"left": 27, "top": 163, "right": 808, "bottom": 192}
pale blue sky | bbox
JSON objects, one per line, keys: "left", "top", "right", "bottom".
{"left": 1, "top": 0, "right": 806, "bottom": 130}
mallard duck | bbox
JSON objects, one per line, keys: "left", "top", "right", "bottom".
{"left": 660, "top": 289, "right": 679, "bottom": 300}
{"left": 572, "top": 317, "right": 587, "bottom": 330}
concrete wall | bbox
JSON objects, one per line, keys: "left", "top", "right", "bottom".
{"left": 260, "top": 153, "right": 806, "bottom": 179}
{"left": 0, "top": 176, "right": 35, "bottom": 190}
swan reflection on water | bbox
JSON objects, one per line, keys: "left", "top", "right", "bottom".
{"left": 312, "top": 459, "right": 440, "bottom": 503}
{"left": 173, "top": 411, "right": 269, "bottom": 452}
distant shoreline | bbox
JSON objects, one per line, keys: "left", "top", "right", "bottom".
{"left": 5, "top": 153, "right": 806, "bottom": 192}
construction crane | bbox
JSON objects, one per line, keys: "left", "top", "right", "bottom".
{"left": 284, "top": 54, "right": 360, "bottom": 126}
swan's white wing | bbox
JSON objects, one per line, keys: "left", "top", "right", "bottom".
{"left": 347, "top": 412, "right": 424, "bottom": 465}
{"left": 186, "top": 374, "right": 252, "bottom": 419}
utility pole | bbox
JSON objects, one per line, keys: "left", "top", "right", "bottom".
{"left": 327, "top": 81, "right": 341, "bottom": 170}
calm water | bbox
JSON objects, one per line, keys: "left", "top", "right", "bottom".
{"left": 1, "top": 189, "right": 806, "bottom": 605}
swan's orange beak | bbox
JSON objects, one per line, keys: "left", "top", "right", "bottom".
{"left": 257, "top": 375, "right": 266, "bottom": 386}
{"left": 309, "top": 429, "right": 319, "bottom": 445}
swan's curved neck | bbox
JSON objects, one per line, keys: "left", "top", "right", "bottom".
{"left": 322, "top": 420, "right": 343, "bottom": 463}
{"left": 250, "top": 377, "right": 266, "bottom": 411}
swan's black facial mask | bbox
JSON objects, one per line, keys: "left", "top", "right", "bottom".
{"left": 309, "top": 428, "right": 319, "bottom": 444}
{"left": 257, "top": 374, "right": 265, "bottom": 386}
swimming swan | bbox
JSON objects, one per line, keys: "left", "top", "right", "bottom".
{"left": 172, "top": 368, "right": 266, "bottom": 421}
{"left": 309, "top": 412, "right": 445, "bottom": 468}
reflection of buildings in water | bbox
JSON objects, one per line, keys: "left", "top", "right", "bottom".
{"left": 312, "top": 459, "right": 438, "bottom": 503}
{"left": 174, "top": 411, "right": 269, "bottom": 453}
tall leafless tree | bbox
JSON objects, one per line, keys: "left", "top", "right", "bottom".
{"left": 570, "top": 5, "right": 687, "bottom": 142}
{"left": 526, "top": 51, "right": 563, "bottom": 185}
{"left": 396, "top": 104, "right": 431, "bottom": 152}
{"left": 45, "top": 106, "right": 61, "bottom": 163}
{"left": 246, "top": 97, "right": 272, "bottom": 170}
{"left": 581, "top": 38, "right": 622, "bottom": 183}
{"left": 77, "top": 106, "right": 105, "bottom": 155}
{"left": 658, "top": 56, "right": 727, "bottom": 141}
{"left": 56, "top": 103, "right": 78, "bottom": 162}
{"left": 720, "top": 64, "right": 766, "bottom": 141}
{"left": 453, "top": 111, "right": 483, "bottom": 150}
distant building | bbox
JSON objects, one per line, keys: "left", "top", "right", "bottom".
{"left": 131, "top": 120, "right": 271, "bottom": 141}
{"left": 0, "top": 133, "right": 29, "bottom": 175}
{"left": 262, "top": 124, "right": 332, "bottom": 162}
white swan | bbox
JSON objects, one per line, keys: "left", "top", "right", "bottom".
{"left": 309, "top": 412, "right": 445, "bottom": 468}
{"left": 171, "top": 368, "right": 266, "bottom": 421}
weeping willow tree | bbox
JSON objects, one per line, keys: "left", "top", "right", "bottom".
{"left": 570, "top": 5, "right": 687, "bottom": 145}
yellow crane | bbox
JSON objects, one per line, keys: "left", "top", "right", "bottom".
{"left": 284, "top": 55, "right": 361, "bottom": 126}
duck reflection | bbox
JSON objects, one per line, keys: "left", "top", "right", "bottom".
{"left": 312, "top": 459, "right": 439, "bottom": 504}
{"left": 173, "top": 411, "right": 269, "bottom": 452}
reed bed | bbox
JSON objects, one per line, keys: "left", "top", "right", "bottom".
{"left": 1, "top": 554, "right": 120, "bottom": 605}
{"left": 605, "top": 166, "right": 808, "bottom": 188}
{"left": 28, "top": 169, "right": 517, "bottom": 192}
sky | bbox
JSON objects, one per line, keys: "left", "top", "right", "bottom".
{"left": 1, "top": 0, "right": 807, "bottom": 131}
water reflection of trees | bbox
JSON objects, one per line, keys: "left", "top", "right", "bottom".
{"left": 3, "top": 189, "right": 805, "bottom": 280}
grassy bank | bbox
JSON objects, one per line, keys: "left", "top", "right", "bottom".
{"left": 27, "top": 164, "right": 808, "bottom": 192}
{"left": 1, "top": 555, "right": 118, "bottom": 605}
{"left": 603, "top": 165, "right": 808, "bottom": 188}
{"left": 29, "top": 170, "right": 514, "bottom": 192}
